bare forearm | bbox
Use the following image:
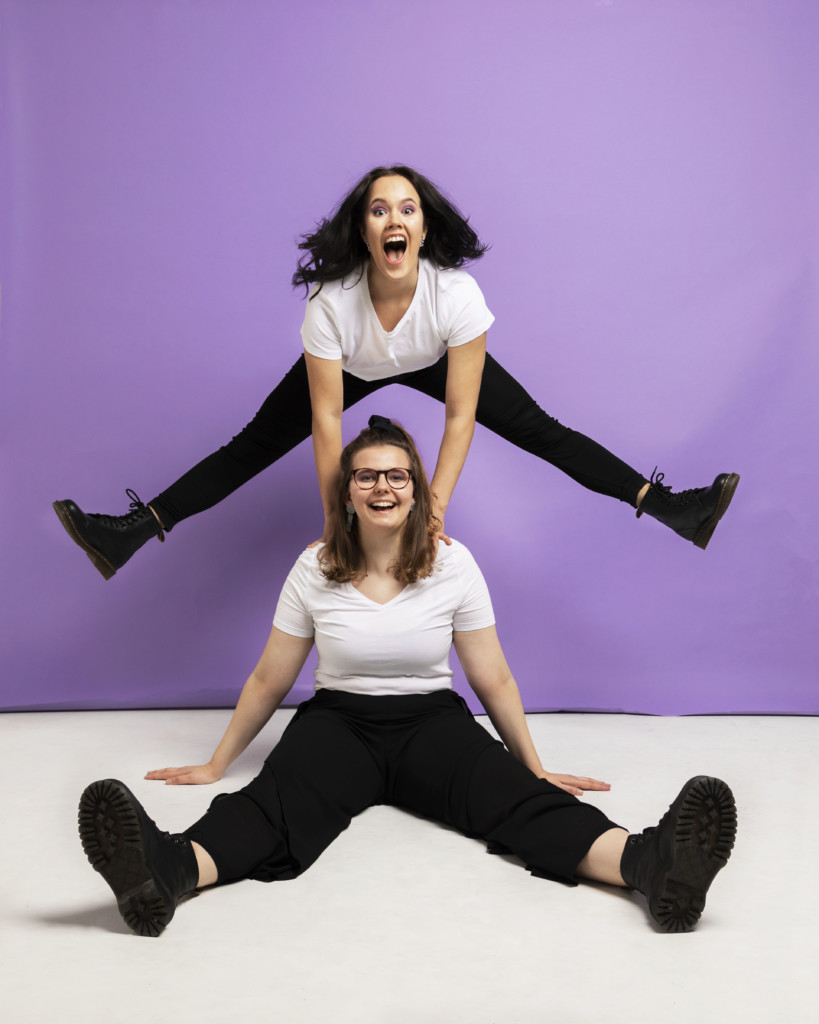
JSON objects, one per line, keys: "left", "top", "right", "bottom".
{"left": 304, "top": 353, "right": 344, "bottom": 523}
{"left": 311, "top": 414, "right": 343, "bottom": 520}
{"left": 430, "top": 413, "right": 475, "bottom": 515}
{"left": 430, "top": 333, "right": 485, "bottom": 516}
{"left": 147, "top": 630, "right": 312, "bottom": 786}
{"left": 208, "top": 672, "right": 288, "bottom": 775}
{"left": 479, "top": 676, "right": 545, "bottom": 776}
{"left": 454, "top": 627, "right": 605, "bottom": 798}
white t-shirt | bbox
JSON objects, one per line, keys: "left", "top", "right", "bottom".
{"left": 273, "top": 539, "right": 495, "bottom": 696}
{"left": 300, "top": 259, "right": 494, "bottom": 381}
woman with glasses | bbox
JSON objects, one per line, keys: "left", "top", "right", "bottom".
{"left": 54, "top": 165, "right": 739, "bottom": 581}
{"left": 78, "top": 417, "right": 736, "bottom": 937}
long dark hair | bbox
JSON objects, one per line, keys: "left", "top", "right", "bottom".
{"left": 318, "top": 416, "right": 440, "bottom": 585}
{"left": 292, "top": 165, "right": 489, "bottom": 296}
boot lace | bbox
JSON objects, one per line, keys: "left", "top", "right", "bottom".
{"left": 90, "top": 489, "right": 165, "bottom": 540}
{"left": 626, "top": 825, "right": 656, "bottom": 849}
{"left": 637, "top": 468, "right": 701, "bottom": 516}
{"left": 628, "top": 796, "right": 676, "bottom": 848}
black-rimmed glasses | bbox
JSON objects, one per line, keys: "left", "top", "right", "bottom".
{"left": 350, "top": 468, "right": 413, "bottom": 490}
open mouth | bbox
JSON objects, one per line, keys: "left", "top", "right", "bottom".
{"left": 383, "top": 235, "right": 407, "bottom": 265}
{"left": 370, "top": 501, "right": 396, "bottom": 512}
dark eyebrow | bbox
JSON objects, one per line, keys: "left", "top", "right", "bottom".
{"left": 369, "top": 197, "right": 418, "bottom": 206}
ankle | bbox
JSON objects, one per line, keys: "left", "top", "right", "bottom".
{"left": 191, "top": 841, "right": 219, "bottom": 888}
{"left": 147, "top": 504, "right": 166, "bottom": 540}
{"left": 577, "top": 827, "right": 629, "bottom": 887}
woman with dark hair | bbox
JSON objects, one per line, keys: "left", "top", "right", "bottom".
{"left": 78, "top": 417, "right": 736, "bottom": 937}
{"left": 54, "top": 165, "right": 739, "bottom": 580}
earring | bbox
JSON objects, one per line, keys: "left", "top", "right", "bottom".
{"left": 419, "top": 236, "right": 425, "bottom": 248}
{"left": 408, "top": 500, "right": 416, "bottom": 518}
{"left": 365, "top": 241, "right": 370, "bottom": 253}
{"left": 346, "top": 502, "right": 356, "bottom": 532}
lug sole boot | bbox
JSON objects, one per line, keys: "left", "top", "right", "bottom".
{"left": 78, "top": 779, "right": 198, "bottom": 937}
{"left": 620, "top": 776, "right": 736, "bottom": 932}
{"left": 53, "top": 489, "right": 165, "bottom": 580}
{"left": 636, "top": 471, "right": 740, "bottom": 550}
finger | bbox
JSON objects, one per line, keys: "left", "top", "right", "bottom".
{"left": 550, "top": 778, "right": 583, "bottom": 796}
{"left": 147, "top": 768, "right": 197, "bottom": 785}
{"left": 563, "top": 776, "right": 610, "bottom": 791}
{"left": 145, "top": 768, "right": 181, "bottom": 779}
{"left": 578, "top": 779, "right": 611, "bottom": 791}
{"left": 164, "top": 772, "right": 195, "bottom": 785}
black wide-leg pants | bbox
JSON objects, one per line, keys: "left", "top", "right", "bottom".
{"left": 183, "top": 690, "right": 620, "bottom": 887}
{"left": 151, "top": 354, "right": 646, "bottom": 529}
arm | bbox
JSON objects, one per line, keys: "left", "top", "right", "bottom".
{"left": 452, "top": 625, "right": 611, "bottom": 797}
{"left": 145, "top": 627, "right": 314, "bottom": 785}
{"left": 305, "top": 351, "right": 344, "bottom": 540}
{"left": 429, "top": 333, "right": 486, "bottom": 534}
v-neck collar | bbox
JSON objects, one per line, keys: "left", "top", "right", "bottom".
{"left": 348, "top": 580, "right": 410, "bottom": 608}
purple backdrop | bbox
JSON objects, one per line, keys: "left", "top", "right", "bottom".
{"left": 1, "top": 0, "right": 816, "bottom": 714}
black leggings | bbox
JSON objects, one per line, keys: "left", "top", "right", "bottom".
{"left": 184, "top": 689, "right": 620, "bottom": 886}
{"left": 151, "top": 353, "right": 646, "bottom": 529}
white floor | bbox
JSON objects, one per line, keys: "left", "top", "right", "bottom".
{"left": 1, "top": 710, "right": 816, "bottom": 1023}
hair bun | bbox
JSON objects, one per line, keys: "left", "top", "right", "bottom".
{"left": 368, "top": 415, "right": 403, "bottom": 438}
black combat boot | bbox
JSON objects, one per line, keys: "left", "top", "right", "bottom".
{"left": 636, "top": 470, "right": 740, "bottom": 550}
{"left": 53, "top": 489, "right": 165, "bottom": 579}
{"left": 620, "top": 776, "right": 737, "bottom": 932}
{"left": 78, "top": 779, "right": 199, "bottom": 937}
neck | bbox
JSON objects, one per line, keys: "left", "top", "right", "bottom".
{"left": 366, "top": 261, "right": 419, "bottom": 306}
{"left": 357, "top": 527, "right": 405, "bottom": 578}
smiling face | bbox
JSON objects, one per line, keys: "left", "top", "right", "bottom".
{"left": 361, "top": 175, "right": 426, "bottom": 289}
{"left": 346, "top": 444, "right": 415, "bottom": 534}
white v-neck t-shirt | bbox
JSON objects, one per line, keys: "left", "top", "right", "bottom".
{"left": 273, "top": 540, "right": 495, "bottom": 696}
{"left": 300, "top": 259, "right": 494, "bottom": 381}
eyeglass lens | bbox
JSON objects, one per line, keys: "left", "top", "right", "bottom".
{"left": 352, "top": 468, "right": 411, "bottom": 489}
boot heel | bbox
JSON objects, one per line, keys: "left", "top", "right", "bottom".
{"left": 85, "top": 548, "right": 117, "bottom": 580}
{"left": 118, "top": 879, "right": 174, "bottom": 938}
{"left": 655, "top": 878, "right": 706, "bottom": 933}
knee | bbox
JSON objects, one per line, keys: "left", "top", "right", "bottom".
{"left": 482, "top": 397, "right": 570, "bottom": 450}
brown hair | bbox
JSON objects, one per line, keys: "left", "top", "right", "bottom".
{"left": 318, "top": 417, "right": 440, "bottom": 584}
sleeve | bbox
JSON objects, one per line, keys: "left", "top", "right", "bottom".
{"left": 300, "top": 286, "right": 343, "bottom": 361}
{"left": 442, "top": 272, "right": 495, "bottom": 349}
{"left": 272, "top": 550, "right": 317, "bottom": 638}
{"left": 452, "top": 543, "right": 496, "bottom": 632}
